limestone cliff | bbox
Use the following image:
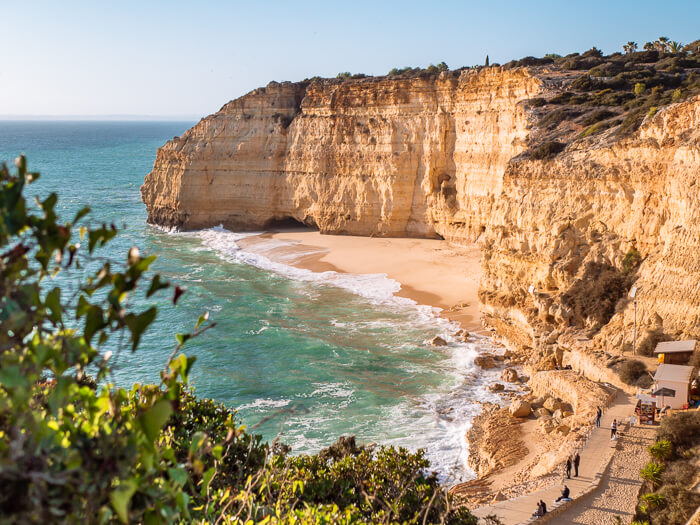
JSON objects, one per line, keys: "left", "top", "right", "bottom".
{"left": 142, "top": 69, "right": 700, "bottom": 350}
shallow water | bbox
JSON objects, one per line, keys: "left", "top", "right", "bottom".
{"left": 0, "top": 121, "right": 504, "bottom": 482}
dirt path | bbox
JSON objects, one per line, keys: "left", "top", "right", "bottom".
{"left": 471, "top": 391, "right": 637, "bottom": 524}
{"left": 554, "top": 423, "right": 655, "bottom": 524}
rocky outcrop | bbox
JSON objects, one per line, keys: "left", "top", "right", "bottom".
{"left": 142, "top": 68, "right": 540, "bottom": 237}
{"left": 142, "top": 68, "right": 700, "bottom": 352}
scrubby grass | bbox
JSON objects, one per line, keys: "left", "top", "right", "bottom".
{"left": 618, "top": 359, "right": 649, "bottom": 385}
{"left": 634, "top": 411, "right": 700, "bottom": 525}
{"left": 561, "top": 262, "right": 632, "bottom": 327}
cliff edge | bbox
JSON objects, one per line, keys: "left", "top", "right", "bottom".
{"left": 142, "top": 63, "right": 700, "bottom": 352}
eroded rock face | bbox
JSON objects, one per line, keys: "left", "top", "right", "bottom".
{"left": 509, "top": 399, "right": 531, "bottom": 418}
{"left": 142, "top": 68, "right": 700, "bottom": 350}
{"left": 142, "top": 68, "right": 540, "bottom": 237}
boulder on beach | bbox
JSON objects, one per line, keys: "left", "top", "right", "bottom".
{"left": 534, "top": 407, "right": 551, "bottom": 418}
{"left": 501, "top": 367, "right": 519, "bottom": 383}
{"left": 543, "top": 397, "right": 562, "bottom": 412}
{"left": 429, "top": 336, "right": 447, "bottom": 347}
{"left": 509, "top": 399, "right": 531, "bottom": 418}
{"left": 489, "top": 383, "right": 505, "bottom": 392}
{"left": 475, "top": 355, "right": 496, "bottom": 369}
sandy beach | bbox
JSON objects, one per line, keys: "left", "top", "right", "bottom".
{"left": 237, "top": 229, "right": 483, "bottom": 331}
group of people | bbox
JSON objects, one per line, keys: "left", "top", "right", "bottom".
{"left": 528, "top": 406, "right": 629, "bottom": 519}
{"left": 565, "top": 452, "right": 580, "bottom": 478}
{"left": 596, "top": 405, "right": 619, "bottom": 439}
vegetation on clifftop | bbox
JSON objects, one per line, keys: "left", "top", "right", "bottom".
{"left": 0, "top": 157, "right": 475, "bottom": 524}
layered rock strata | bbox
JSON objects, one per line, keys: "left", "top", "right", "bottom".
{"left": 142, "top": 69, "right": 700, "bottom": 352}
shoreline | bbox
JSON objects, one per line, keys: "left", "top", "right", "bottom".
{"left": 236, "top": 229, "right": 484, "bottom": 332}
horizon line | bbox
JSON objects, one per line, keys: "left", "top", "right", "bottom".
{"left": 0, "top": 114, "right": 201, "bottom": 122}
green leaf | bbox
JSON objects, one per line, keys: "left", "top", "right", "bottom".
{"left": 84, "top": 305, "right": 106, "bottom": 344}
{"left": 175, "top": 333, "right": 191, "bottom": 345}
{"left": 73, "top": 206, "right": 91, "bottom": 223}
{"left": 201, "top": 467, "right": 216, "bottom": 497}
{"left": 124, "top": 307, "right": 157, "bottom": 350}
{"left": 45, "top": 287, "right": 62, "bottom": 323}
{"left": 195, "top": 311, "right": 210, "bottom": 329}
{"left": 168, "top": 467, "right": 188, "bottom": 487}
{"left": 138, "top": 400, "right": 173, "bottom": 443}
{"left": 146, "top": 274, "right": 169, "bottom": 298}
{"left": 0, "top": 365, "right": 29, "bottom": 389}
{"left": 110, "top": 478, "right": 138, "bottom": 524}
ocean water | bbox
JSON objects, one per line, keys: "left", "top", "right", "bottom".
{"left": 0, "top": 121, "right": 504, "bottom": 482}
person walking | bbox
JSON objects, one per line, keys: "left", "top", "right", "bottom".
{"left": 611, "top": 418, "right": 618, "bottom": 439}
{"left": 595, "top": 406, "right": 602, "bottom": 427}
{"left": 565, "top": 457, "right": 572, "bottom": 478}
{"left": 573, "top": 452, "right": 580, "bottom": 477}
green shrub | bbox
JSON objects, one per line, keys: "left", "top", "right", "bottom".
{"left": 528, "top": 97, "right": 547, "bottom": 107}
{"left": 581, "top": 109, "right": 618, "bottom": 126}
{"left": 647, "top": 106, "right": 658, "bottom": 118}
{"left": 661, "top": 458, "right": 696, "bottom": 485}
{"left": 619, "top": 359, "right": 648, "bottom": 385}
{"left": 540, "top": 107, "right": 581, "bottom": 128}
{"left": 640, "top": 462, "right": 664, "bottom": 489}
{"left": 637, "top": 331, "right": 668, "bottom": 357}
{"left": 562, "top": 262, "right": 631, "bottom": 327}
{"left": 657, "top": 411, "right": 700, "bottom": 451}
{"left": 648, "top": 440, "right": 673, "bottom": 461}
{"left": 622, "top": 248, "right": 642, "bottom": 272}
{"left": 651, "top": 484, "right": 700, "bottom": 525}
{"left": 641, "top": 492, "right": 666, "bottom": 509}
{"left": 671, "top": 88, "right": 683, "bottom": 102}
{"left": 336, "top": 71, "right": 351, "bottom": 79}
{"left": 635, "top": 82, "right": 646, "bottom": 95}
{"left": 529, "top": 141, "right": 566, "bottom": 160}
{"left": 0, "top": 157, "right": 475, "bottom": 524}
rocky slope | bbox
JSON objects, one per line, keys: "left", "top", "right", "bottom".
{"left": 142, "top": 68, "right": 700, "bottom": 352}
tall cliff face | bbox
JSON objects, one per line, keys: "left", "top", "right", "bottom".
{"left": 480, "top": 96, "right": 700, "bottom": 348}
{"left": 142, "top": 70, "right": 700, "bottom": 348}
{"left": 142, "top": 68, "right": 541, "bottom": 238}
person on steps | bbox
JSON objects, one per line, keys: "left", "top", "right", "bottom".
{"left": 555, "top": 485, "right": 571, "bottom": 502}
{"left": 565, "top": 457, "right": 572, "bottom": 478}
{"left": 573, "top": 452, "right": 580, "bottom": 477}
{"left": 533, "top": 499, "right": 548, "bottom": 516}
{"left": 596, "top": 406, "right": 602, "bottom": 427}
{"left": 611, "top": 418, "right": 618, "bottom": 439}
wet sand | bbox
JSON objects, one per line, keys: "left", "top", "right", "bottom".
{"left": 237, "top": 230, "right": 483, "bottom": 331}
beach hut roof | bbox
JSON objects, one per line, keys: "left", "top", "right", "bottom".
{"left": 653, "top": 364, "right": 694, "bottom": 383}
{"left": 654, "top": 340, "right": 697, "bottom": 354}
{"left": 636, "top": 393, "right": 657, "bottom": 404}
{"left": 651, "top": 387, "right": 677, "bottom": 396}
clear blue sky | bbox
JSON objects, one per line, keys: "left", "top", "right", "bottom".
{"left": 2, "top": 0, "right": 698, "bottom": 118}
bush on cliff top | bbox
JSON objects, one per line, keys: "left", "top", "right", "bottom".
{"left": 0, "top": 156, "right": 475, "bottom": 524}
{"left": 618, "top": 359, "right": 649, "bottom": 385}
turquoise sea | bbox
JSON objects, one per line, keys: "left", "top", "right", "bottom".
{"left": 0, "top": 121, "right": 503, "bottom": 482}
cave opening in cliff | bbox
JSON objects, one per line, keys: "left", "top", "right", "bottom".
{"left": 263, "top": 216, "right": 317, "bottom": 233}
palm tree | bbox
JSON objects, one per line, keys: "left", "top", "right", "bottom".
{"left": 643, "top": 42, "right": 654, "bottom": 51}
{"left": 623, "top": 41, "right": 638, "bottom": 54}
{"left": 655, "top": 36, "right": 670, "bottom": 53}
{"left": 668, "top": 41, "right": 684, "bottom": 53}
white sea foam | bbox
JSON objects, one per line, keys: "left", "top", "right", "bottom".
{"left": 164, "top": 225, "right": 509, "bottom": 481}
{"left": 238, "top": 397, "right": 292, "bottom": 411}
{"left": 191, "top": 226, "right": 423, "bottom": 310}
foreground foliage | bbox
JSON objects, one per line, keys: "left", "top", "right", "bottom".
{"left": 0, "top": 157, "right": 475, "bottom": 523}
{"left": 634, "top": 411, "right": 700, "bottom": 525}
